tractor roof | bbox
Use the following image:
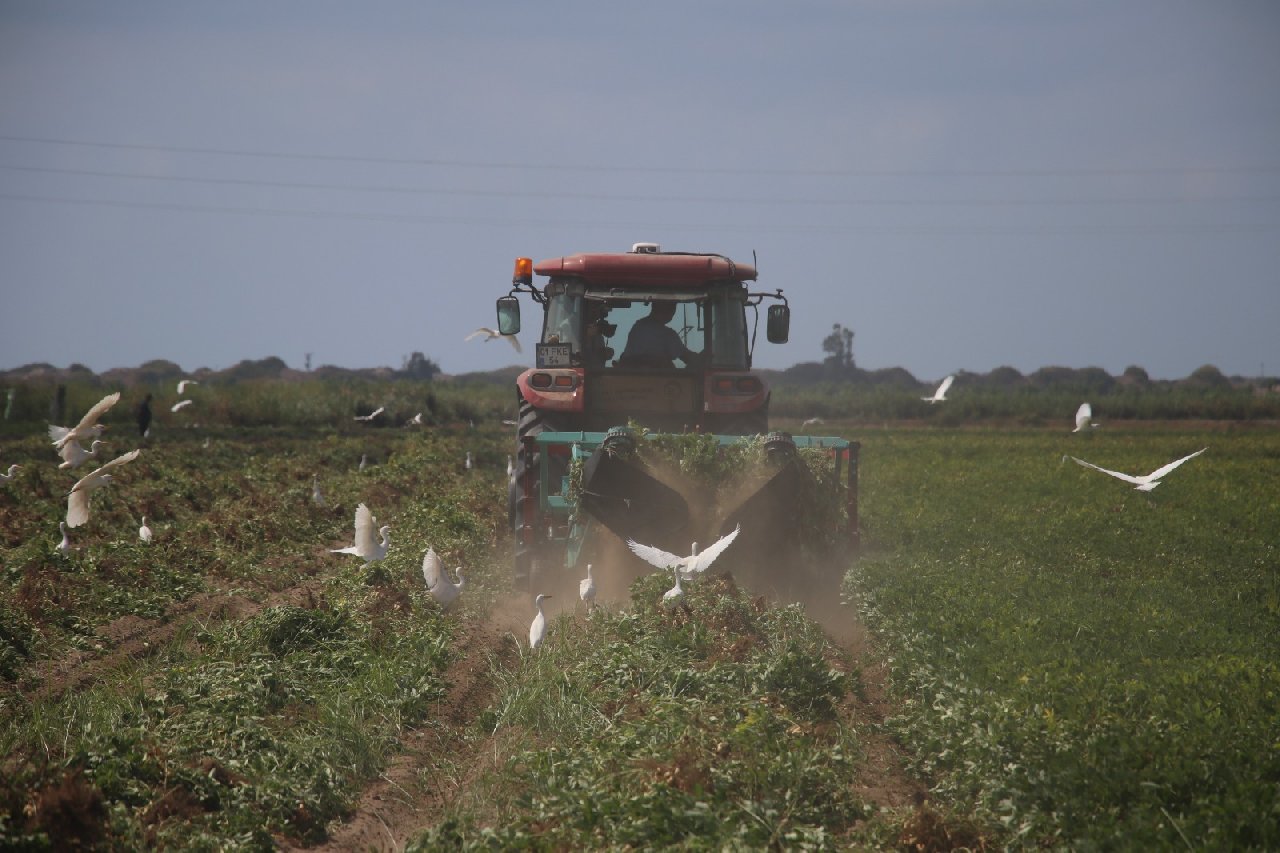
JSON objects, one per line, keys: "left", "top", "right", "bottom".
{"left": 534, "top": 252, "right": 757, "bottom": 288}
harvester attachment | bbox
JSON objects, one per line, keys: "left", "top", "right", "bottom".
{"left": 717, "top": 432, "right": 812, "bottom": 545}
{"left": 578, "top": 427, "right": 690, "bottom": 545}
{"left": 515, "top": 427, "right": 857, "bottom": 592}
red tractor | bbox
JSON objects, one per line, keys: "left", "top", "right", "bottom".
{"left": 496, "top": 243, "right": 857, "bottom": 591}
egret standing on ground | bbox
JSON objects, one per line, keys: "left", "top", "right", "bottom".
{"left": 56, "top": 522, "right": 71, "bottom": 554}
{"left": 627, "top": 524, "right": 741, "bottom": 581}
{"left": 922, "top": 375, "right": 955, "bottom": 403}
{"left": 330, "top": 503, "right": 391, "bottom": 563}
{"left": 311, "top": 475, "right": 325, "bottom": 507}
{"left": 139, "top": 516, "right": 153, "bottom": 544}
{"left": 529, "top": 594, "right": 552, "bottom": 649}
{"left": 579, "top": 563, "right": 596, "bottom": 608}
{"left": 662, "top": 565, "right": 684, "bottom": 609}
{"left": 1066, "top": 448, "right": 1208, "bottom": 492}
{"left": 66, "top": 449, "right": 141, "bottom": 528}
{"left": 49, "top": 392, "right": 119, "bottom": 450}
{"left": 1073, "top": 403, "right": 1099, "bottom": 433}
{"left": 421, "top": 547, "right": 465, "bottom": 610}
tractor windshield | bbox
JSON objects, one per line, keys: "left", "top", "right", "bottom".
{"left": 543, "top": 281, "right": 749, "bottom": 370}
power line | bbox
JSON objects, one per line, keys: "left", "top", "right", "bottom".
{"left": 3, "top": 191, "right": 1276, "bottom": 235}
{"left": 3, "top": 163, "right": 1277, "bottom": 208}
{"left": 2, "top": 133, "right": 1277, "bottom": 178}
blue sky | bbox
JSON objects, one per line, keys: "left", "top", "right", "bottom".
{"left": 2, "top": 1, "right": 1277, "bottom": 381}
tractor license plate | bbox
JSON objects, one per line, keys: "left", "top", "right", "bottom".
{"left": 537, "top": 343, "right": 572, "bottom": 368}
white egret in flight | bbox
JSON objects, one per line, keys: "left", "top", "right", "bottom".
{"left": 921, "top": 375, "right": 954, "bottom": 403}
{"left": 330, "top": 503, "right": 390, "bottom": 562}
{"left": 1067, "top": 448, "right": 1207, "bottom": 492}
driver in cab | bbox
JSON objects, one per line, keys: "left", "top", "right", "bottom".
{"left": 618, "top": 301, "right": 703, "bottom": 369}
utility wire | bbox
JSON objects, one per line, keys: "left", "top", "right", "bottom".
{"left": 2, "top": 163, "right": 1276, "bottom": 207}
{"left": 3, "top": 191, "right": 1276, "bottom": 235}
{"left": 2, "top": 133, "right": 1277, "bottom": 178}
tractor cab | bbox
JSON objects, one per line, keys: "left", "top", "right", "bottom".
{"left": 499, "top": 244, "right": 790, "bottom": 434}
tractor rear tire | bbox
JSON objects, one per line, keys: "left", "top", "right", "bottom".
{"left": 510, "top": 397, "right": 573, "bottom": 591}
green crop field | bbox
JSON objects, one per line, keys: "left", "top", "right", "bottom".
{"left": 848, "top": 425, "right": 1280, "bottom": 849}
{"left": 1, "top": 396, "right": 1277, "bottom": 849}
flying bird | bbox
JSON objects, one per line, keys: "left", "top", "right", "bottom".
{"left": 177, "top": 379, "right": 199, "bottom": 394}
{"left": 626, "top": 524, "right": 741, "bottom": 581}
{"left": 171, "top": 399, "right": 193, "bottom": 413}
{"left": 1067, "top": 448, "right": 1208, "bottom": 492}
{"left": 0, "top": 464, "right": 21, "bottom": 482}
{"left": 801, "top": 416, "right": 824, "bottom": 428}
{"left": 1073, "top": 403, "right": 1099, "bottom": 433}
{"left": 58, "top": 438, "right": 104, "bottom": 470}
{"left": 66, "top": 449, "right": 141, "bottom": 528}
{"left": 49, "top": 391, "right": 120, "bottom": 450}
{"left": 529, "top": 593, "right": 552, "bottom": 649}
{"left": 922, "top": 375, "right": 954, "bottom": 403}
{"left": 353, "top": 406, "right": 385, "bottom": 422}
{"left": 465, "top": 327, "right": 523, "bottom": 353}
{"left": 139, "top": 516, "right": 153, "bottom": 544}
{"left": 579, "top": 563, "right": 596, "bottom": 608}
{"left": 421, "top": 547, "right": 465, "bottom": 610}
{"left": 330, "top": 502, "right": 391, "bottom": 562}
{"left": 407, "top": 412, "right": 424, "bottom": 426}
{"left": 56, "top": 522, "right": 71, "bottom": 554}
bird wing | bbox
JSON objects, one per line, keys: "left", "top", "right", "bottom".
{"left": 504, "top": 335, "right": 523, "bottom": 353}
{"left": 66, "top": 489, "right": 91, "bottom": 528}
{"left": 1144, "top": 447, "right": 1208, "bottom": 483}
{"left": 626, "top": 539, "right": 684, "bottom": 570}
{"left": 1074, "top": 403, "right": 1091, "bottom": 430}
{"left": 74, "top": 392, "right": 121, "bottom": 433}
{"left": 49, "top": 424, "right": 71, "bottom": 443}
{"left": 97, "top": 448, "right": 141, "bottom": 474}
{"left": 59, "top": 439, "right": 85, "bottom": 466}
{"left": 935, "top": 375, "right": 954, "bottom": 398}
{"left": 1068, "top": 456, "right": 1143, "bottom": 486}
{"left": 71, "top": 449, "right": 140, "bottom": 493}
{"left": 422, "top": 547, "right": 444, "bottom": 589}
{"left": 171, "top": 400, "right": 192, "bottom": 412}
{"left": 466, "top": 328, "right": 496, "bottom": 341}
{"left": 352, "top": 503, "right": 376, "bottom": 555}
{"left": 692, "top": 524, "right": 741, "bottom": 572}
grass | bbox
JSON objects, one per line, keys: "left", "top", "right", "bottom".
{"left": 4, "top": 380, "right": 1277, "bottom": 848}
{"left": 0, "top": 422, "right": 511, "bottom": 848}
{"left": 845, "top": 425, "right": 1280, "bottom": 848}
{"left": 409, "top": 572, "right": 879, "bottom": 851}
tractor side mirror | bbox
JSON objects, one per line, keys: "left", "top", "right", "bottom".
{"left": 766, "top": 304, "right": 790, "bottom": 344}
{"left": 496, "top": 296, "right": 521, "bottom": 336}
